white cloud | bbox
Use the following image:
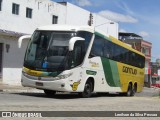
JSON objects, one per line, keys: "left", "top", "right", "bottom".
{"left": 119, "top": 29, "right": 127, "bottom": 33}
{"left": 75, "top": 0, "right": 92, "bottom": 6}
{"left": 115, "top": 2, "right": 135, "bottom": 15}
{"left": 139, "top": 31, "right": 150, "bottom": 37}
{"left": 98, "top": 10, "right": 138, "bottom": 23}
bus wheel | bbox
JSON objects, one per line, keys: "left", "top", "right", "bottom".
{"left": 125, "top": 83, "right": 132, "bottom": 97}
{"left": 80, "top": 81, "right": 92, "bottom": 98}
{"left": 44, "top": 90, "right": 56, "bottom": 97}
{"left": 131, "top": 84, "right": 137, "bottom": 96}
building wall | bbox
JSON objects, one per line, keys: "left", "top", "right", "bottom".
{"left": 0, "top": 0, "right": 118, "bottom": 85}
{"left": 0, "top": 0, "right": 66, "bottom": 34}
{"left": 141, "top": 40, "right": 152, "bottom": 61}
{"left": 0, "top": 35, "right": 29, "bottom": 85}
{"left": 94, "top": 14, "right": 118, "bottom": 38}
{"left": 141, "top": 40, "right": 152, "bottom": 82}
{"left": 66, "top": 3, "right": 118, "bottom": 38}
{"left": 66, "top": 3, "right": 90, "bottom": 26}
{"left": 0, "top": 0, "right": 66, "bottom": 85}
{"left": 0, "top": 0, "right": 118, "bottom": 36}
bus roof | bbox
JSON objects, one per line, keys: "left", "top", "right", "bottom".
{"left": 37, "top": 24, "right": 94, "bottom": 33}
{"left": 37, "top": 25, "right": 144, "bottom": 57}
{"left": 37, "top": 25, "right": 109, "bottom": 36}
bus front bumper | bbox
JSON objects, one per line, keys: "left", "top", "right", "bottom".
{"left": 21, "top": 74, "right": 73, "bottom": 92}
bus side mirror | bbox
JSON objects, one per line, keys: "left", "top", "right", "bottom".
{"left": 18, "top": 35, "right": 31, "bottom": 48}
{"left": 69, "top": 37, "right": 85, "bottom": 51}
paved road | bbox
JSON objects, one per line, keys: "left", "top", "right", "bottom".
{"left": 0, "top": 87, "right": 159, "bottom": 119}
{"left": 0, "top": 87, "right": 159, "bottom": 111}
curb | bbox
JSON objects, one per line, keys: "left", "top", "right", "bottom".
{"left": 0, "top": 84, "right": 43, "bottom": 93}
{"left": 1, "top": 88, "right": 43, "bottom": 93}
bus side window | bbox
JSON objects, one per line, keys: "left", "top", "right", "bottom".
{"left": 104, "top": 40, "right": 113, "bottom": 59}
{"left": 72, "top": 41, "right": 85, "bottom": 67}
{"left": 90, "top": 35, "right": 104, "bottom": 57}
{"left": 113, "top": 44, "right": 120, "bottom": 62}
{"left": 131, "top": 53, "right": 136, "bottom": 66}
{"left": 76, "top": 31, "right": 92, "bottom": 53}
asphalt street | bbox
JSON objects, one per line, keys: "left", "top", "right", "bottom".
{"left": 0, "top": 87, "right": 159, "bottom": 119}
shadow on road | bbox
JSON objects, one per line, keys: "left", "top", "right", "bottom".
{"left": 10, "top": 87, "right": 159, "bottom": 99}
{"left": 11, "top": 92, "right": 128, "bottom": 99}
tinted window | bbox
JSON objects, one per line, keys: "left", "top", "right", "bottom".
{"left": 77, "top": 31, "right": 92, "bottom": 52}
{"left": 90, "top": 35, "right": 104, "bottom": 57}
{"left": 71, "top": 41, "right": 85, "bottom": 67}
{"left": 90, "top": 33, "right": 145, "bottom": 68}
{"left": 104, "top": 40, "right": 113, "bottom": 59}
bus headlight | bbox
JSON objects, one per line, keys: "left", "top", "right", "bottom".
{"left": 53, "top": 72, "right": 73, "bottom": 80}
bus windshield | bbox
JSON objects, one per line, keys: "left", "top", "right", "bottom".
{"left": 24, "top": 31, "right": 76, "bottom": 72}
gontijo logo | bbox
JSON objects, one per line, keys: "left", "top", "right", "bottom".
{"left": 122, "top": 66, "right": 137, "bottom": 75}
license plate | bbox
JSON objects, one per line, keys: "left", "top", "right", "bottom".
{"left": 35, "top": 82, "right": 43, "bottom": 86}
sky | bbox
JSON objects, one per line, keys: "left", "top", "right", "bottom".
{"left": 53, "top": 0, "right": 160, "bottom": 62}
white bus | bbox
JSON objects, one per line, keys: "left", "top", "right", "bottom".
{"left": 19, "top": 25, "right": 145, "bottom": 97}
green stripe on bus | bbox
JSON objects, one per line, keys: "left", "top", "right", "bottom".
{"left": 109, "top": 60, "right": 121, "bottom": 87}
{"left": 101, "top": 57, "right": 120, "bottom": 87}
{"left": 95, "top": 32, "right": 112, "bottom": 42}
{"left": 101, "top": 57, "right": 115, "bottom": 86}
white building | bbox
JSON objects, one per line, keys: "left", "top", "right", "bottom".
{"left": 0, "top": 0, "right": 118, "bottom": 85}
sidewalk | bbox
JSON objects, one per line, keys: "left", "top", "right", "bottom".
{"left": 0, "top": 83, "right": 42, "bottom": 93}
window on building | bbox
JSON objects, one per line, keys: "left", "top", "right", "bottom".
{"left": 26, "top": 7, "right": 32, "bottom": 18}
{"left": 52, "top": 15, "right": 58, "bottom": 24}
{"left": 12, "top": 3, "right": 19, "bottom": 15}
{"left": 142, "top": 47, "right": 149, "bottom": 55}
{"left": 0, "top": 0, "right": 2, "bottom": 11}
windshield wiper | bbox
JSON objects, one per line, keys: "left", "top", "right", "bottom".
{"left": 57, "top": 51, "right": 71, "bottom": 70}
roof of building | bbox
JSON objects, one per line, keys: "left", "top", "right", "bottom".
{"left": 57, "top": 2, "right": 67, "bottom": 6}
{"left": 119, "top": 32, "right": 143, "bottom": 38}
{"left": 0, "top": 29, "right": 27, "bottom": 37}
{"left": 119, "top": 32, "right": 152, "bottom": 45}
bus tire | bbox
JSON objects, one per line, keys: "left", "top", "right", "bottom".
{"left": 80, "top": 81, "right": 93, "bottom": 98}
{"left": 44, "top": 90, "right": 56, "bottom": 97}
{"left": 125, "top": 83, "right": 132, "bottom": 97}
{"left": 131, "top": 84, "right": 137, "bottom": 96}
